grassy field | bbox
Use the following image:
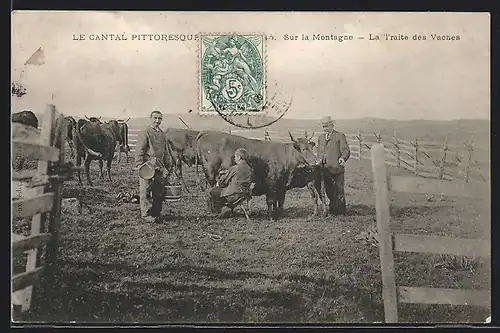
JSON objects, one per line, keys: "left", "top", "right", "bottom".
{"left": 12, "top": 139, "right": 490, "bottom": 323}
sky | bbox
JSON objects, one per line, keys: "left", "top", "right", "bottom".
{"left": 11, "top": 11, "right": 490, "bottom": 120}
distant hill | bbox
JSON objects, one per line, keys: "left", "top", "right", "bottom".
{"left": 32, "top": 112, "right": 489, "bottom": 149}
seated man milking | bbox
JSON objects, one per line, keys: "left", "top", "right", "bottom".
{"left": 209, "top": 148, "right": 253, "bottom": 218}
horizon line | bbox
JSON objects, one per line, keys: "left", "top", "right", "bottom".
{"left": 31, "top": 112, "right": 490, "bottom": 122}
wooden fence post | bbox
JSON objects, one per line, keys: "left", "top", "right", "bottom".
{"left": 464, "top": 135, "right": 474, "bottom": 183}
{"left": 357, "top": 129, "right": 363, "bottom": 160}
{"left": 371, "top": 144, "right": 399, "bottom": 323}
{"left": 20, "top": 104, "right": 55, "bottom": 312}
{"left": 438, "top": 135, "right": 449, "bottom": 180}
{"left": 45, "top": 106, "right": 65, "bottom": 277}
{"left": 393, "top": 131, "right": 401, "bottom": 168}
{"left": 412, "top": 137, "right": 419, "bottom": 176}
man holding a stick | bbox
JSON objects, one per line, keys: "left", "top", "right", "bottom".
{"left": 316, "top": 116, "right": 351, "bottom": 215}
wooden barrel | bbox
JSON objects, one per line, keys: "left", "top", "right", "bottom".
{"left": 165, "top": 185, "right": 182, "bottom": 202}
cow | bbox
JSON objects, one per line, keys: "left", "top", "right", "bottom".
{"left": 12, "top": 110, "right": 38, "bottom": 129}
{"left": 116, "top": 118, "right": 131, "bottom": 163}
{"left": 12, "top": 109, "right": 69, "bottom": 171}
{"left": 74, "top": 118, "right": 121, "bottom": 186}
{"left": 195, "top": 130, "right": 318, "bottom": 220}
{"left": 286, "top": 132, "right": 328, "bottom": 217}
{"left": 164, "top": 128, "right": 202, "bottom": 191}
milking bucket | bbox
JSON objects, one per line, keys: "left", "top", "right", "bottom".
{"left": 164, "top": 185, "right": 182, "bottom": 202}
{"left": 138, "top": 161, "right": 155, "bottom": 180}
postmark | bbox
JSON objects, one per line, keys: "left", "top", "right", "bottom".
{"left": 199, "top": 33, "right": 266, "bottom": 115}
{"left": 210, "top": 80, "right": 294, "bottom": 130}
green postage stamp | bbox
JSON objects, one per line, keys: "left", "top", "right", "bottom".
{"left": 199, "top": 34, "right": 266, "bottom": 115}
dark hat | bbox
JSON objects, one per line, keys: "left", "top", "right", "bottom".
{"left": 320, "top": 116, "right": 335, "bottom": 126}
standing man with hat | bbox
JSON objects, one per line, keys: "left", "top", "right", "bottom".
{"left": 316, "top": 116, "right": 351, "bottom": 215}
{"left": 135, "top": 110, "right": 171, "bottom": 222}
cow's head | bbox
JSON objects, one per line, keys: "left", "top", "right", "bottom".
{"left": 85, "top": 115, "right": 102, "bottom": 123}
{"left": 288, "top": 131, "right": 317, "bottom": 165}
{"left": 106, "top": 120, "right": 122, "bottom": 142}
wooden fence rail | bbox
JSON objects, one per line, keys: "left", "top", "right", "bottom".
{"left": 370, "top": 144, "right": 490, "bottom": 323}
{"left": 11, "top": 105, "right": 68, "bottom": 316}
{"left": 345, "top": 130, "right": 485, "bottom": 183}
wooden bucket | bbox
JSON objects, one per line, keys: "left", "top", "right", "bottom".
{"left": 165, "top": 185, "right": 182, "bottom": 202}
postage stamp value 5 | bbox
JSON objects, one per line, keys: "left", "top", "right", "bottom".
{"left": 199, "top": 34, "right": 266, "bottom": 115}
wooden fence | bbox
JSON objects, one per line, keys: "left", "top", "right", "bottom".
{"left": 347, "top": 130, "right": 486, "bottom": 183}
{"left": 370, "top": 143, "right": 490, "bottom": 323}
{"left": 12, "top": 105, "right": 71, "bottom": 316}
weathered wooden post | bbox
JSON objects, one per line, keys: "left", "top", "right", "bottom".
{"left": 438, "top": 135, "right": 449, "bottom": 180}
{"left": 20, "top": 104, "right": 55, "bottom": 312}
{"left": 464, "top": 135, "right": 474, "bottom": 183}
{"left": 357, "top": 129, "right": 363, "bottom": 160}
{"left": 412, "top": 137, "right": 419, "bottom": 176}
{"left": 392, "top": 131, "right": 401, "bottom": 168}
{"left": 45, "top": 106, "right": 66, "bottom": 276}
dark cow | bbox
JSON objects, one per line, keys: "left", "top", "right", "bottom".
{"left": 74, "top": 118, "right": 121, "bottom": 186}
{"left": 116, "top": 118, "right": 131, "bottom": 163}
{"left": 195, "top": 131, "right": 317, "bottom": 220}
{"left": 12, "top": 109, "right": 69, "bottom": 171}
{"left": 164, "top": 128, "right": 202, "bottom": 191}
{"left": 12, "top": 110, "right": 38, "bottom": 129}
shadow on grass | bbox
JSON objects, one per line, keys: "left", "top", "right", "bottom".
{"left": 390, "top": 205, "right": 449, "bottom": 218}
{"left": 21, "top": 259, "right": 384, "bottom": 323}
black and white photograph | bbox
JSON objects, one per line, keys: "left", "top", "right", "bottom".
{"left": 11, "top": 11, "right": 491, "bottom": 324}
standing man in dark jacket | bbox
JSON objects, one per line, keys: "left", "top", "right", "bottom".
{"left": 135, "top": 110, "right": 171, "bottom": 222}
{"left": 315, "top": 116, "right": 351, "bottom": 215}
{"left": 209, "top": 148, "right": 253, "bottom": 218}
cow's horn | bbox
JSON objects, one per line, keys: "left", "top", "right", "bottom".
{"left": 125, "top": 117, "right": 130, "bottom": 123}
{"left": 288, "top": 131, "right": 296, "bottom": 142}
{"left": 85, "top": 115, "right": 90, "bottom": 120}
{"left": 98, "top": 116, "right": 102, "bottom": 120}
{"left": 310, "top": 132, "right": 315, "bottom": 141}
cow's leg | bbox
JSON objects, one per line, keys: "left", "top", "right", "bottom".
{"left": 85, "top": 156, "right": 93, "bottom": 186}
{"left": 106, "top": 157, "right": 113, "bottom": 182}
{"left": 178, "top": 162, "right": 190, "bottom": 193}
{"left": 266, "top": 192, "right": 279, "bottom": 221}
{"left": 307, "top": 182, "right": 319, "bottom": 217}
{"left": 98, "top": 160, "right": 104, "bottom": 179}
{"left": 276, "top": 189, "right": 286, "bottom": 217}
{"left": 117, "top": 148, "right": 121, "bottom": 163}
{"left": 76, "top": 152, "right": 83, "bottom": 185}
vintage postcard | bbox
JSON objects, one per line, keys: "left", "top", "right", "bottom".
{"left": 11, "top": 11, "right": 490, "bottom": 325}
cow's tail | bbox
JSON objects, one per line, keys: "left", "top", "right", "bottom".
{"left": 75, "top": 122, "right": 102, "bottom": 157}
{"left": 194, "top": 131, "right": 206, "bottom": 190}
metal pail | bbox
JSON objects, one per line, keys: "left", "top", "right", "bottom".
{"left": 138, "top": 161, "right": 155, "bottom": 180}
